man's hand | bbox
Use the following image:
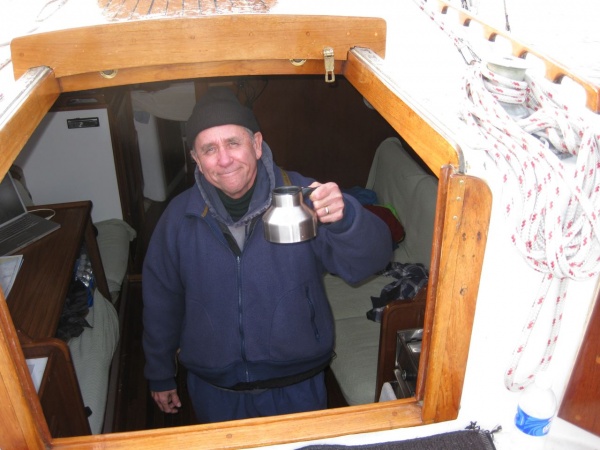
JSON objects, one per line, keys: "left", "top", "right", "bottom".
{"left": 151, "top": 389, "right": 182, "bottom": 414}
{"left": 308, "top": 182, "right": 345, "bottom": 224}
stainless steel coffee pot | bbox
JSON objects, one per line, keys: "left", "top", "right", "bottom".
{"left": 263, "top": 186, "right": 317, "bottom": 244}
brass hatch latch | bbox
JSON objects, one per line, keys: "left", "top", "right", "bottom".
{"left": 323, "top": 47, "right": 335, "bottom": 83}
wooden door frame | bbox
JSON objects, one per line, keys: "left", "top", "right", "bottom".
{"left": 0, "top": 14, "right": 492, "bottom": 449}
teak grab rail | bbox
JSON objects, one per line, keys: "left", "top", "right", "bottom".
{"left": 10, "top": 15, "right": 386, "bottom": 85}
{"left": 436, "top": 0, "right": 600, "bottom": 113}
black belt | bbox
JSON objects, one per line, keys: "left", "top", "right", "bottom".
{"left": 217, "top": 361, "right": 330, "bottom": 392}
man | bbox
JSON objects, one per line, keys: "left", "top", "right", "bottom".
{"left": 142, "top": 87, "right": 392, "bottom": 423}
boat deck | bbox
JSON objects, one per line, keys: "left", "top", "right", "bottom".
{"left": 99, "top": 0, "right": 276, "bottom": 20}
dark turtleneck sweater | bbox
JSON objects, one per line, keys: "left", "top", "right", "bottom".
{"left": 216, "top": 182, "right": 257, "bottom": 222}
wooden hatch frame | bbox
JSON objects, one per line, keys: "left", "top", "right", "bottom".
{"left": 16, "top": 7, "right": 600, "bottom": 449}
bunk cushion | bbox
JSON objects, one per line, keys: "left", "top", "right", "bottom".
{"left": 325, "top": 273, "right": 391, "bottom": 405}
{"left": 327, "top": 138, "right": 437, "bottom": 406}
{"left": 325, "top": 274, "right": 391, "bottom": 321}
{"left": 366, "top": 137, "right": 438, "bottom": 269}
{"left": 68, "top": 290, "right": 119, "bottom": 434}
{"left": 94, "top": 219, "right": 136, "bottom": 302}
{"left": 330, "top": 316, "right": 381, "bottom": 405}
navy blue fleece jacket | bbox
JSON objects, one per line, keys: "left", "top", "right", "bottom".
{"left": 142, "top": 143, "right": 392, "bottom": 392}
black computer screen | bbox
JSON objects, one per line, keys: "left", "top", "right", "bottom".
{"left": 0, "top": 175, "right": 26, "bottom": 225}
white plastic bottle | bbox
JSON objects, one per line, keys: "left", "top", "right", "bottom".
{"left": 515, "top": 371, "right": 557, "bottom": 438}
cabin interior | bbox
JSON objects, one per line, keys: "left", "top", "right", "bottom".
{"left": 9, "top": 74, "right": 430, "bottom": 434}
{"left": 2, "top": 5, "right": 600, "bottom": 450}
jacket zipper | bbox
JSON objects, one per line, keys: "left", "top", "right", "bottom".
{"left": 236, "top": 254, "right": 249, "bottom": 382}
{"left": 238, "top": 221, "right": 258, "bottom": 383}
{"left": 213, "top": 218, "right": 259, "bottom": 383}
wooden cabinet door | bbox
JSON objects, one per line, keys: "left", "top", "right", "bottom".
{"left": 558, "top": 291, "right": 600, "bottom": 437}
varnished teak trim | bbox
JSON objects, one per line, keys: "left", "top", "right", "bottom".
{"left": 421, "top": 172, "right": 492, "bottom": 422}
{"left": 11, "top": 15, "right": 386, "bottom": 79}
{"left": 52, "top": 401, "right": 423, "bottom": 449}
{"left": 57, "top": 59, "right": 346, "bottom": 93}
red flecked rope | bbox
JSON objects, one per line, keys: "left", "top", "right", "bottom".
{"left": 414, "top": 0, "right": 600, "bottom": 392}
{"left": 461, "top": 62, "right": 600, "bottom": 391}
{"left": 412, "top": 0, "right": 481, "bottom": 64}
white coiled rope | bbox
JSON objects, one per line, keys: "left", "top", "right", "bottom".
{"left": 460, "top": 62, "right": 600, "bottom": 391}
{"left": 412, "top": 0, "right": 600, "bottom": 392}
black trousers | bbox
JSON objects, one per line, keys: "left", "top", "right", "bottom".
{"left": 187, "top": 371, "right": 327, "bottom": 424}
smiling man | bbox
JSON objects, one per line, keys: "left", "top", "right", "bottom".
{"left": 192, "top": 124, "right": 262, "bottom": 200}
{"left": 142, "top": 87, "right": 392, "bottom": 424}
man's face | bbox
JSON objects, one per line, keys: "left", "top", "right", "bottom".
{"left": 191, "top": 124, "right": 263, "bottom": 199}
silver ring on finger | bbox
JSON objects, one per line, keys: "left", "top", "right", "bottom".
{"left": 325, "top": 206, "right": 330, "bottom": 215}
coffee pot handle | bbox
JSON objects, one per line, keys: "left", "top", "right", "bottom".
{"left": 301, "top": 187, "right": 316, "bottom": 197}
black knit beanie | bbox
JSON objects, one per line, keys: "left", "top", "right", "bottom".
{"left": 185, "top": 87, "right": 260, "bottom": 149}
